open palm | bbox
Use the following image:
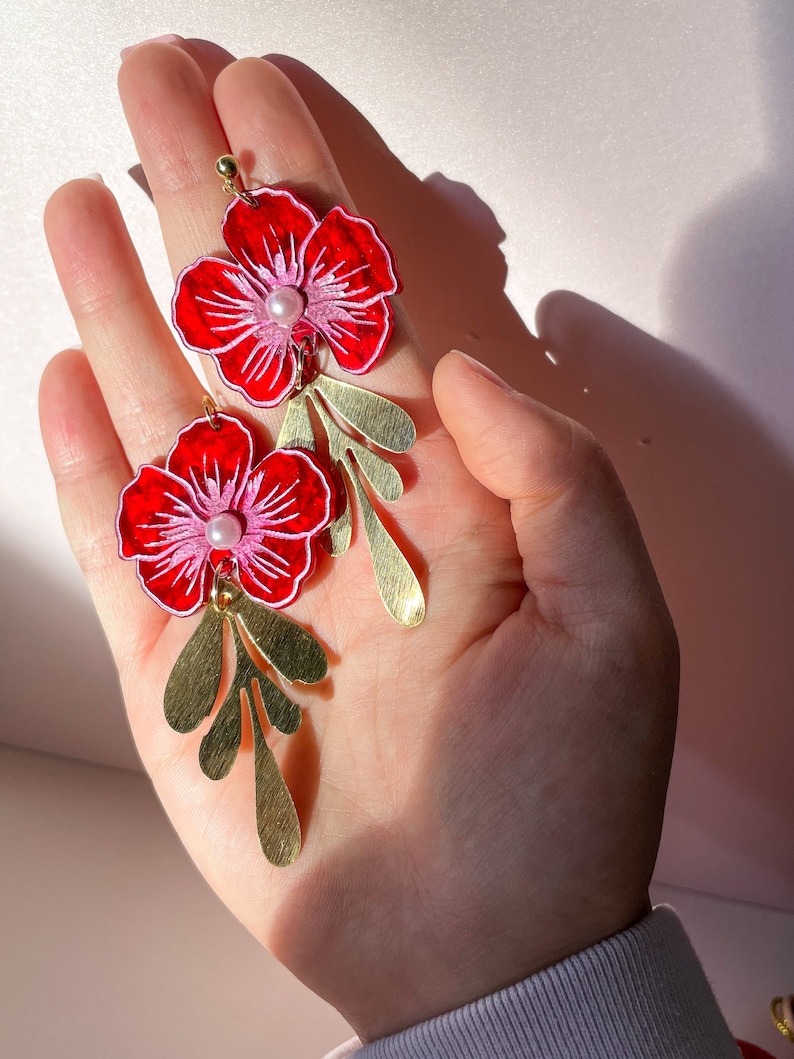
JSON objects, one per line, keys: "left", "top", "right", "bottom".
{"left": 40, "top": 42, "right": 678, "bottom": 1042}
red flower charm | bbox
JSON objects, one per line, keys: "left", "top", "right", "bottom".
{"left": 116, "top": 413, "right": 333, "bottom": 616}
{"left": 172, "top": 187, "right": 401, "bottom": 408}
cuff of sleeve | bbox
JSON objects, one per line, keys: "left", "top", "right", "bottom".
{"left": 337, "top": 906, "right": 740, "bottom": 1059}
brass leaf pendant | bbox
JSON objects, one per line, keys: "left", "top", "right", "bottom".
{"left": 278, "top": 375, "right": 425, "bottom": 628}
{"left": 163, "top": 578, "right": 327, "bottom": 867}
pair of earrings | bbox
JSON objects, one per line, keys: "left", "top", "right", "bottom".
{"left": 116, "top": 157, "right": 424, "bottom": 865}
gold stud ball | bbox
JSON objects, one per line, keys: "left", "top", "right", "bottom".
{"left": 215, "top": 155, "right": 240, "bottom": 180}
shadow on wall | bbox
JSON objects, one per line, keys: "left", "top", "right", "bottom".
{"left": 271, "top": 55, "right": 794, "bottom": 909}
{"left": 666, "top": 0, "right": 794, "bottom": 453}
{"left": 0, "top": 546, "right": 138, "bottom": 770}
{"left": 657, "top": 0, "right": 794, "bottom": 907}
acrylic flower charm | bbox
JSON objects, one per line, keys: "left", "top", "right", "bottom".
{"left": 172, "top": 187, "right": 401, "bottom": 407}
{"left": 116, "top": 413, "right": 333, "bottom": 616}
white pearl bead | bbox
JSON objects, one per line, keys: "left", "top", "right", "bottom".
{"left": 265, "top": 285, "right": 305, "bottom": 327}
{"left": 205, "top": 511, "right": 243, "bottom": 549}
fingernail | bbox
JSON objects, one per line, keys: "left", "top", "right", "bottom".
{"left": 84, "top": 173, "right": 105, "bottom": 184}
{"left": 451, "top": 349, "right": 514, "bottom": 392}
{"left": 121, "top": 34, "right": 182, "bottom": 60}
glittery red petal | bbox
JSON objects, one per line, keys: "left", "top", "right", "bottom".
{"left": 117, "top": 464, "right": 200, "bottom": 561}
{"left": 116, "top": 460, "right": 212, "bottom": 616}
{"left": 246, "top": 448, "right": 334, "bottom": 538}
{"left": 137, "top": 552, "right": 211, "bottom": 617}
{"left": 172, "top": 257, "right": 268, "bottom": 355}
{"left": 222, "top": 187, "right": 317, "bottom": 288}
{"left": 310, "top": 296, "right": 395, "bottom": 374}
{"left": 166, "top": 413, "right": 253, "bottom": 513}
{"left": 210, "top": 333, "right": 298, "bottom": 408}
{"left": 237, "top": 533, "right": 317, "bottom": 609}
{"left": 232, "top": 447, "right": 333, "bottom": 607}
{"left": 301, "top": 205, "right": 400, "bottom": 308}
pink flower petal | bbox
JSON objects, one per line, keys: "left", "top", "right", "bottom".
{"left": 222, "top": 187, "right": 318, "bottom": 289}
{"left": 166, "top": 414, "right": 254, "bottom": 516}
{"left": 173, "top": 257, "right": 270, "bottom": 355}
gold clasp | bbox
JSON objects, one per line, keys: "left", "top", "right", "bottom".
{"left": 293, "top": 335, "right": 316, "bottom": 393}
{"left": 215, "top": 155, "right": 259, "bottom": 208}
{"left": 210, "top": 557, "right": 237, "bottom": 611}
{"left": 202, "top": 394, "right": 222, "bottom": 431}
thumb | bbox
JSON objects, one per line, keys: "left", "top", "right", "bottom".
{"left": 433, "top": 349, "right": 669, "bottom": 641}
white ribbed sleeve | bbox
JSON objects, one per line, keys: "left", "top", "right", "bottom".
{"left": 323, "top": 907, "right": 741, "bottom": 1059}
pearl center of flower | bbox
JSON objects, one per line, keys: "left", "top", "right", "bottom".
{"left": 205, "top": 511, "right": 243, "bottom": 549}
{"left": 264, "top": 285, "right": 305, "bottom": 327}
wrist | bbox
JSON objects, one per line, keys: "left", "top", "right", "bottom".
{"left": 349, "top": 893, "right": 652, "bottom": 1043}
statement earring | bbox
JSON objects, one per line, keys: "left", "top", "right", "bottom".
{"left": 117, "top": 402, "right": 333, "bottom": 865}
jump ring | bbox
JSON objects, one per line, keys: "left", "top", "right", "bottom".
{"left": 202, "top": 395, "right": 222, "bottom": 431}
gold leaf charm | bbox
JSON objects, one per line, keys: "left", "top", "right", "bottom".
{"left": 162, "top": 580, "right": 328, "bottom": 866}
{"left": 235, "top": 591, "right": 328, "bottom": 685}
{"left": 343, "top": 457, "right": 425, "bottom": 627}
{"left": 313, "top": 375, "right": 416, "bottom": 453}
{"left": 324, "top": 483, "right": 353, "bottom": 557}
{"left": 198, "top": 663, "right": 243, "bottom": 781}
{"left": 277, "top": 377, "right": 425, "bottom": 626}
{"left": 164, "top": 605, "right": 225, "bottom": 733}
{"left": 248, "top": 686, "right": 301, "bottom": 867}
{"left": 277, "top": 390, "right": 316, "bottom": 451}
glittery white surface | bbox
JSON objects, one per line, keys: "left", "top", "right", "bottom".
{"left": 2, "top": 0, "right": 793, "bottom": 913}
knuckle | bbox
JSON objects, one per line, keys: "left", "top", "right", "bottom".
{"left": 566, "top": 425, "right": 624, "bottom": 499}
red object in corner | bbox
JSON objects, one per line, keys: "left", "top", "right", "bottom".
{"left": 736, "top": 1040, "right": 778, "bottom": 1059}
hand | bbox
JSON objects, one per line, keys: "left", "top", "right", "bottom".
{"left": 40, "top": 40, "right": 678, "bottom": 1042}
